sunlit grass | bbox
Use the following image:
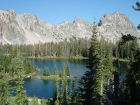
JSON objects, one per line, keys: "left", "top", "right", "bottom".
{"left": 35, "top": 75, "right": 71, "bottom": 81}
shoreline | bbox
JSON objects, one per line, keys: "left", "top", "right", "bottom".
{"left": 0, "top": 69, "right": 40, "bottom": 85}
{"left": 26, "top": 56, "right": 88, "bottom": 60}
{"left": 35, "top": 75, "right": 71, "bottom": 81}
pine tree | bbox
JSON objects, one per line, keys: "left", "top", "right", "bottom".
{"left": 104, "top": 51, "right": 114, "bottom": 94}
{"left": 60, "top": 64, "right": 66, "bottom": 78}
{"left": 132, "top": 1, "right": 140, "bottom": 30}
{"left": 43, "top": 67, "right": 50, "bottom": 76}
{"left": 32, "top": 96, "right": 39, "bottom": 105}
{"left": 113, "top": 71, "right": 120, "bottom": 105}
{"left": 53, "top": 65, "right": 58, "bottom": 75}
{"left": 79, "top": 19, "right": 104, "bottom": 105}
{"left": 14, "top": 52, "right": 28, "bottom": 105}
{"left": 0, "top": 83, "right": 11, "bottom": 105}
{"left": 71, "top": 77, "right": 78, "bottom": 105}
{"left": 118, "top": 2, "right": 140, "bottom": 104}
{"left": 53, "top": 81, "right": 59, "bottom": 105}
{"left": 65, "top": 64, "right": 70, "bottom": 77}
{"left": 60, "top": 78, "right": 70, "bottom": 105}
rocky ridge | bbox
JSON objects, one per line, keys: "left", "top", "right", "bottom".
{"left": 0, "top": 10, "right": 139, "bottom": 44}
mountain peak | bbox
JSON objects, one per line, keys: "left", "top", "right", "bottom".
{"left": 73, "top": 18, "right": 84, "bottom": 23}
{"left": 98, "top": 12, "right": 138, "bottom": 41}
{"left": 0, "top": 10, "right": 139, "bottom": 44}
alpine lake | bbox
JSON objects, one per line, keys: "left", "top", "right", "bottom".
{"left": 10, "top": 58, "right": 128, "bottom": 99}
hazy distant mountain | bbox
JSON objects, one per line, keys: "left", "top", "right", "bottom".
{"left": 0, "top": 10, "right": 139, "bottom": 44}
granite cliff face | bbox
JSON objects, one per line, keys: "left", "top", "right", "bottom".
{"left": 0, "top": 10, "right": 139, "bottom": 44}
{"left": 98, "top": 12, "right": 139, "bottom": 41}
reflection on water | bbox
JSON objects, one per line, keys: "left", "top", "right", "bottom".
{"left": 30, "top": 59, "right": 88, "bottom": 79}
{"left": 113, "top": 61, "right": 128, "bottom": 82}
{"left": 10, "top": 59, "right": 88, "bottom": 99}
{"left": 10, "top": 59, "right": 128, "bottom": 99}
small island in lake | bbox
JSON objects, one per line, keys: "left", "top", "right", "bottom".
{"left": 36, "top": 64, "right": 71, "bottom": 81}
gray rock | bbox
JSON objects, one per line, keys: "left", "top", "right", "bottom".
{"left": 0, "top": 10, "right": 139, "bottom": 44}
{"left": 98, "top": 12, "right": 139, "bottom": 42}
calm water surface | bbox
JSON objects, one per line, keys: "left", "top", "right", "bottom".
{"left": 24, "top": 59, "right": 88, "bottom": 99}
{"left": 10, "top": 59, "right": 128, "bottom": 99}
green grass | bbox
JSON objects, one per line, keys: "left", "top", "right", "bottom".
{"left": 35, "top": 75, "right": 71, "bottom": 81}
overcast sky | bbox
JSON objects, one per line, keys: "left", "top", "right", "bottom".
{"left": 0, "top": 0, "right": 139, "bottom": 27}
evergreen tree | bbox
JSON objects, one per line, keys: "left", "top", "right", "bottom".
{"left": 43, "top": 67, "right": 50, "bottom": 76}
{"left": 79, "top": 19, "right": 104, "bottom": 105}
{"left": 113, "top": 71, "right": 120, "bottom": 105}
{"left": 132, "top": 1, "right": 140, "bottom": 30}
{"left": 65, "top": 64, "right": 70, "bottom": 77}
{"left": 124, "top": 49, "right": 140, "bottom": 105}
{"left": 14, "top": 52, "right": 28, "bottom": 105}
{"left": 118, "top": 2, "right": 140, "bottom": 104}
{"left": 41, "top": 97, "right": 46, "bottom": 105}
{"left": 60, "top": 79, "right": 70, "bottom": 105}
{"left": 60, "top": 64, "right": 66, "bottom": 78}
{"left": 104, "top": 51, "right": 114, "bottom": 95}
{"left": 71, "top": 77, "right": 78, "bottom": 105}
{"left": 53, "top": 65, "right": 58, "bottom": 75}
{"left": 32, "top": 96, "right": 39, "bottom": 105}
{"left": 0, "top": 83, "right": 11, "bottom": 105}
{"left": 53, "top": 81, "right": 59, "bottom": 105}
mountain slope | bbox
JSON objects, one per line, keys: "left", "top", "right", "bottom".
{"left": 0, "top": 10, "right": 139, "bottom": 44}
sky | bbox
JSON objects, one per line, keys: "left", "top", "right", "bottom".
{"left": 0, "top": 0, "right": 139, "bottom": 27}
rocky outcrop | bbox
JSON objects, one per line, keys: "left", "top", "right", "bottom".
{"left": 0, "top": 10, "right": 139, "bottom": 44}
{"left": 0, "top": 10, "right": 26, "bottom": 44}
{"left": 98, "top": 12, "right": 139, "bottom": 42}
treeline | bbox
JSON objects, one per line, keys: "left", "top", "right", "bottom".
{"left": 40, "top": 64, "right": 71, "bottom": 80}
{"left": 113, "top": 37, "right": 139, "bottom": 59}
{"left": 0, "top": 36, "right": 138, "bottom": 60}
{"left": 19, "top": 38, "right": 90, "bottom": 58}
{"left": 0, "top": 51, "right": 38, "bottom": 85}
{"left": 0, "top": 52, "right": 38, "bottom": 105}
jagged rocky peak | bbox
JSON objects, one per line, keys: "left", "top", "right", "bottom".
{"left": 98, "top": 12, "right": 135, "bottom": 28}
{"left": 57, "top": 21, "right": 70, "bottom": 27}
{"left": 20, "top": 13, "right": 39, "bottom": 31}
{"left": 0, "top": 9, "right": 139, "bottom": 44}
{"left": 0, "top": 10, "right": 16, "bottom": 23}
{"left": 61, "top": 21, "right": 69, "bottom": 24}
{"left": 73, "top": 18, "right": 84, "bottom": 23}
{"left": 8, "top": 9, "right": 16, "bottom": 19}
{"left": 0, "top": 9, "right": 26, "bottom": 44}
{"left": 98, "top": 12, "right": 139, "bottom": 41}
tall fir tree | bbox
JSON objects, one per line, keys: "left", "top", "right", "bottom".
{"left": 43, "top": 67, "right": 50, "bottom": 76}
{"left": 60, "top": 78, "right": 70, "bottom": 105}
{"left": 53, "top": 81, "right": 59, "bottom": 105}
{"left": 70, "top": 77, "right": 78, "bottom": 105}
{"left": 65, "top": 64, "right": 70, "bottom": 77}
{"left": 53, "top": 65, "right": 58, "bottom": 75}
{"left": 79, "top": 19, "right": 105, "bottom": 105}
{"left": 118, "top": 2, "right": 140, "bottom": 104}
{"left": 14, "top": 52, "right": 28, "bottom": 105}
{"left": 0, "top": 83, "right": 11, "bottom": 105}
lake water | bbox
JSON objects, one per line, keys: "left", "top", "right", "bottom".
{"left": 10, "top": 59, "right": 128, "bottom": 99}
{"left": 24, "top": 59, "right": 88, "bottom": 99}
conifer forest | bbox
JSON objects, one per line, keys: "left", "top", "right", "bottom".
{"left": 0, "top": 2, "right": 140, "bottom": 105}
